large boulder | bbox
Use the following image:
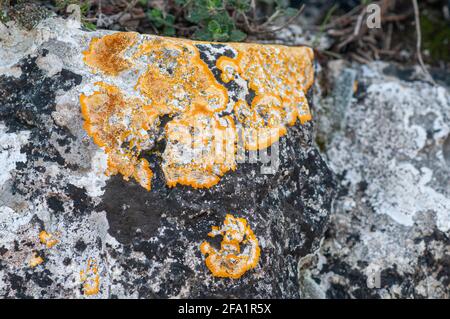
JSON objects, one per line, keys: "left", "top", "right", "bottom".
{"left": 302, "top": 61, "right": 450, "bottom": 299}
{"left": 0, "top": 18, "right": 334, "bottom": 298}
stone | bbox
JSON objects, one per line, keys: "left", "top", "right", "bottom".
{"left": 0, "top": 18, "right": 334, "bottom": 298}
{"left": 303, "top": 61, "right": 450, "bottom": 299}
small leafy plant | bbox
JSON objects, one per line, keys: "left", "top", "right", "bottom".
{"left": 146, "top": 0, "right": 299, "bottom": 42}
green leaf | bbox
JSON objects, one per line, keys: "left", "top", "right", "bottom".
{"left": 208, "top": 20, "right": 222, "bottom": 34}
{"left": 229, "top": 29, "right": 247, "bottom": 42}
{"left": 83, "top": 21, "right": 97, "bottom": 31}
{"left": 80, "top": 1, "right": 90, "bottom": 15}
{"left": 163, "top": 25, "right": 176, "bottom": 36}
{"left": 274, "top": 0, "right": 289, "bottom": 9}
{"left": 193, "top": 28, "right": 213, "bottom": 41}
{"left": 187, "top": 6, "right": 210, "bottom": 24}
{"left": 206, "top": 0, "right": 223, "bottom": 10}
{"left": 213, "top": 32, "right": 229, "bottom": 42}
{"left": 228, "top": 0, "right": 251, "bottom": 12}
{"left": 0, "top": 10, "right": 10, "bottom": 23}
{"left": 283, "top": 7, "right": 299, "bottom": 18}
{"left": 147, "top": 8, "right": 165, "bottom": 27}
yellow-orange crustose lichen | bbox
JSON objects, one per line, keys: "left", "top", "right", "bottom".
{"left": 39, "top": 230, "right": 59, "bottom": 248}
{"left": 83, "top": 32, "right": 138, "bottom": 75}
{"left": 80, "top": 82, "right": 154, "bottom": 190}
{"left": 80, "top": 258, "right": 100, "bottom": 296}
{"left": 200, "top": 214, "right": 260, "bottom": 279}
{"left": 29, "top": 253, "right": 44, "bottom": 268}
{"left": 81, "top": 33, "right": 314, "bottom": 190}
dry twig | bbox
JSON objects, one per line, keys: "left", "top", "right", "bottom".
{"left": 412, "top": 0, "right": 436, "bottom": 85}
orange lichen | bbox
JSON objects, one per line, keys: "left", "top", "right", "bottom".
{"left": 200, "top": 214, "right": 260, "bottom": 279}
{"left": 80, "top": 82, "right": 154, "bottom": 190}
{"left": 216, "top": 56, "right": 241, "bottom": 83}
{"left": 81, "top": 33, "right": 314, "bottom": 190}
{"left": 234, "top": 96, "right": 287, "bottom": 151}
{"left": 80, "top": 258, "right": 100, "bottom": 296}
{"left": 163, "top": 106, "right": 236, "bottom": 188}
{"left": 83, "top": 32, "right": 137, "bottom": 75}
{"left": 39, "top": 230, "right": 59, "bottom": 248}
{"left": 218, "top": 44, "right": 314, "bottom": 148}
{"left": 135, "top": 38, "right": 229, "bottom": 114}
{"left": 29, "top": 253, "right": 44, "bottom": 268}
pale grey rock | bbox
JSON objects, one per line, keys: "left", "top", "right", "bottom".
{"left": 304, "top": 61, "right": 450, "bottom": 299}
{"left": 0, "top": 18, "right": 333, "bottom": 298}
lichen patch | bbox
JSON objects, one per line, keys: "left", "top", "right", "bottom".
{"left": 80, "top": 82, "right": 154, "bottom": 190}
{"left": 200, "top": 214, "right": 260, "bottom": 279}
{"left": 83, "top": 32, "right": 138, "bottom": 76}
{"left": 80, "top": 33, "right": 314, "bottom": 190}
{"left": 39, "top": 230, "right": 59, "bottom": 248}
{"left": 29, "top": 252, "right": 44, "bottom": 268}
{"left": 80, "top": 258, "right": 100, "bottom": 296}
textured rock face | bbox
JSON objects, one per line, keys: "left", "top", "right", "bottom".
{"left": 0, "top": 18, "right": 334, "bottom": 298}
{"left": 303, "top": 61, "right": 450, "bottom": 299}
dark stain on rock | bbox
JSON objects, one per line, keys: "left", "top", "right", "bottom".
{"left": 195, "top": 43, "right": 256, "bottom": 106}
{"left": 65, "top": 183, "right": 92, "bottom": 214}
{"left": 75, "top": 239, "right": 87, "bottom": 252}
{"left": 0, "top": 54, "right": 82, "bottom": 203}
{"left": 47, "top": 196, "right": 64, "bottom": 213}
{"left": 380, "top": 266, "right": 403, "bottom": 288}
{"left": 0, "top": 246, "right": 8, "bottom": 256}
{"left": 26, "top": 269, "right": 53, "bottom": 288}
{"left": 63, "top": 257, "right": 72, "bottom": 266}
{"left": 8, "top": 274, "right": 32, "bottom": 299}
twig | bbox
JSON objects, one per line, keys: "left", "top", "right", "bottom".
{"left": 321, "top": 4, "right": 363, "bottom": 30}
{"left": 117, "top": 0, "right": 138, "bottom": 21}
{"left": 254, "top": 4, "right": 306, "bottom": 34}
{"left": 412, "top": 0, "right": 436, "bottom": 85}
{"left": 353, "top": 7, "right": 365, "bottom": 37}
{"left": 259, "top": 9, "right": 282, "bottom": 28}
{"left": 312, "top": 4, "right": 338, "bottom": 47}
{"left": 384, "top": 22, "right": 393, "bottom": 50}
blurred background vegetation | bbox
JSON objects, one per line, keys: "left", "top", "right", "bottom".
{"left": 1, "top": 0, "right": 449, "bottom": 68}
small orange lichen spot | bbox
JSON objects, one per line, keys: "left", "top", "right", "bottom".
{"left": 39, "top": 230, "right": 59, "bottom": 248}
{"left": 80, "top": 82, "right": 154, "bottom": 190}
{"left": 353, "top": 80, "right": 358, "bottom": 94}
{"left": 83, "top": 32, "right": 137, "bottom": 75}
{"left": 80, "top": 258, "right": 100, "bottom": 296}
{"left": 29, "top": 253, "right": 44, "bottom": 268}
{"left": 200, "top": 214, "right": 260, "bottom": 279}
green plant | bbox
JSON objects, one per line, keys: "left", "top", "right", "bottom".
{"left": 0, "top": 9, "right": 9, "bottom": 23}
{"left": 421, "top": 14, "right": 450, "bottom": 63}
{"left": 146, "top": 0, "right": 300, "bottom": 42}
{"left": 147, "top": 8, "right": 176, "bottom": 36}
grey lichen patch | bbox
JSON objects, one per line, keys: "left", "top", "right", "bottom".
{"left": 306, "top": 61, "right": 450, "bottom": 299}
{"left": 5, "top": 2, "right": 51, "bottom": 30}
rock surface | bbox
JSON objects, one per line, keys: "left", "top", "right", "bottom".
{"left": 0, "top": 18, "right": 334, "bottom": 298}
{"left": 302, "top": 61, "right": 450, "bottom": 299}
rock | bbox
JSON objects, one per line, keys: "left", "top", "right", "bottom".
{"left": 0, "top": 18, "right": 334, "bottom": 298}
{"left": 304, "top": 61, "right": 450, "bottom": 298}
